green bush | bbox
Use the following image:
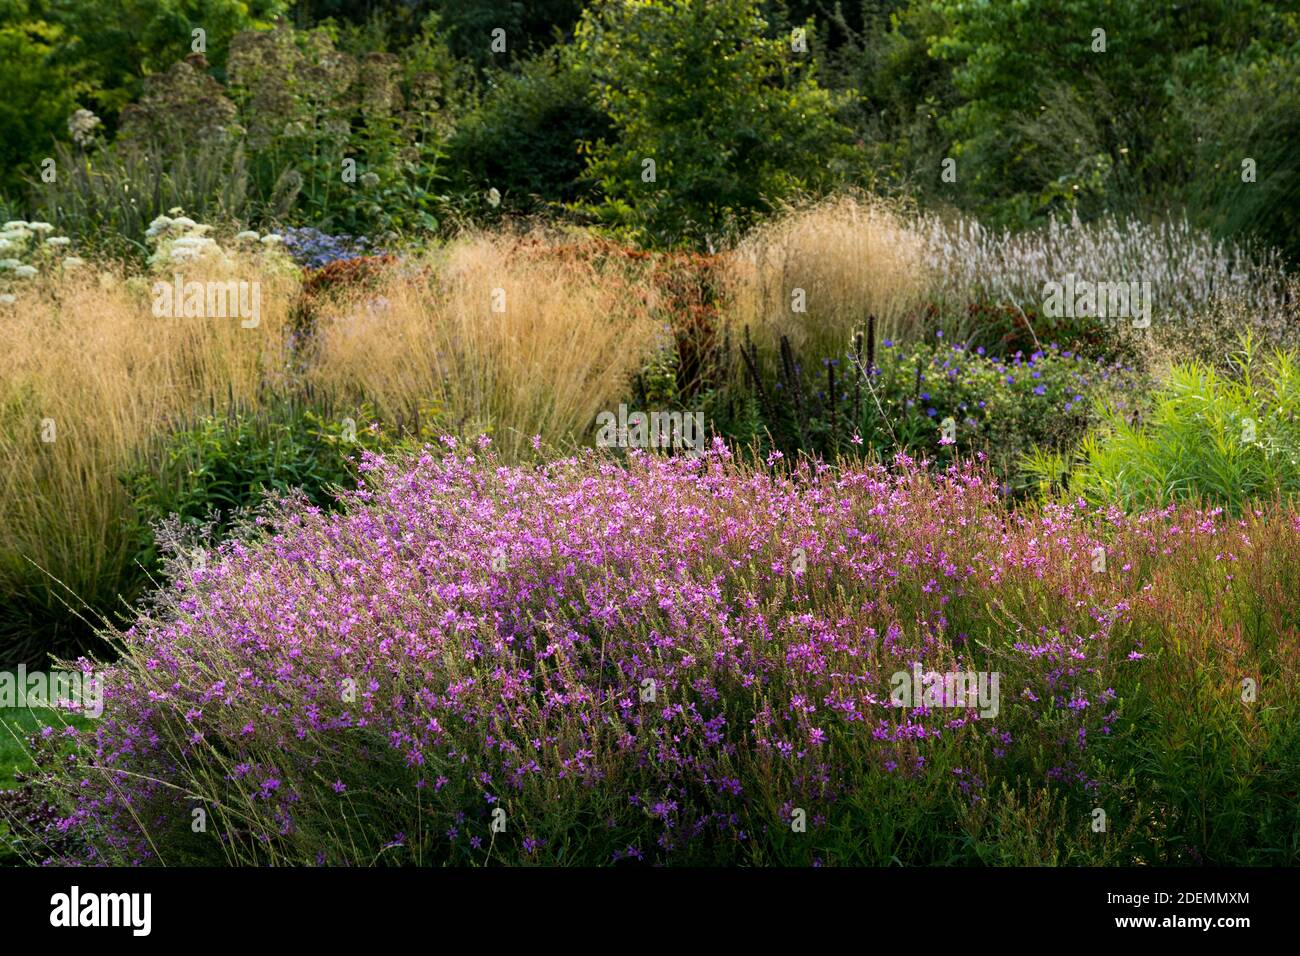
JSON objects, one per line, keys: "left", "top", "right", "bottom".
{"left": 825, "top": 0, "right": 1300, "bottom": 256}
{"left": 1159, "top": 44, "right": 1300, "bottom": 262}
{"left": 445, "top": 46, "right": 612, "bottom": 217}
{"left": 27, "top": 18, "right": 465, "bottom": 248}
{"left": 420, "top": 0, "right": 586, "bottom": 71}
{"left": 818, "top": 0, "right": 958, "bottom": 196}
{"left": 0, "top": 10, "right": 83, "bottom": 197}
{"left": 1045, "top": 340, "right": 1300, "bottom": 511}
{"left": 574, "top": 0, "right": 856, "bottom": 248}
{"left": 727, "top": 331, "right": 1144, "bottom": 489}
{"left": 0, "top": 0, "right": 284, "bottom": 200}
{"left": 123, "top": 402, "right": 394, "bottom": 575}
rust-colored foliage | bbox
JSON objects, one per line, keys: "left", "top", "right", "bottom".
{"left": 288, "top": 254, "right": 403, "bottom": 337}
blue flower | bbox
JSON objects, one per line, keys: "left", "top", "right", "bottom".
{"left": 280, "top": 226, "right": 378, "bottom": 269}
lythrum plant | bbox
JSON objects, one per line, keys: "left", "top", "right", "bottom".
{"left": 8, "top": 445, "right": 1297, "bottom": 866}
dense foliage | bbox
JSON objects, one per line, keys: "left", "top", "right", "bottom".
{"left": 2, "top": 1, "right": 1298, "bottom": 870}
{"left": 5, "top": 1, "right": 1294, "bottom": 256}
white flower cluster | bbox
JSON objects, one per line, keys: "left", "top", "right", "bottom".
{"left": 145, "top": 209, "right": 284, "bottom": 269}
{"left": 234, "top": 230, "right": 284, "bottom": 247}
{"left": 145, "top": 211, "right": 220, "bottom": 267}
{"left": 0, "top": 220, "right": 82, "bottom": 305}
{"left": 68, "top": 108, "right": 103, "bottom": 148}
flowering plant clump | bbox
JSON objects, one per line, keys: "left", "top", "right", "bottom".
{"left": 921, "top": 212, "right": 1292, "bottom": 328}
{"left": 858, "top": 336, "right": 1146, "bottom": 488}
{"left": 143, "top": 210, "right": 222, "bottom": 268}
{"left": 139, "top": 210, "right": 295, "bottom": 280}
{"left": 279, "top": 227, "right": 378, "bottom": 270}
{"left": 11, "top": 443, "right": 1300, "bottom": 866}
{"left": 0, "top": 220, "right": 83, "bottom": 304}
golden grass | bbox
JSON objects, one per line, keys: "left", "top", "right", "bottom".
{"left": 0, "top": 257, "right": 298, "bottom": 619}
{"left": 303, "top": 231, "right": 659, "bottom": 461}
{"left": 0, "top": 231, "right": 662, "bottom": 641}
{"left": 723, "top": 194, "right": 930, "bottom": 365}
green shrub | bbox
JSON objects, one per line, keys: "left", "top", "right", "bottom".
{"left": 0, "top": 11, "right": 83, "bottom": 198}
{"left": 574, "top": 0, "right": 856, "bottom": 248}
{"left": 1045, "top": 340, "right": 1300, "bottom": 511}
{"left": 123, "top": 402, "right": 396, "bottom": 575}
{"left": 923, "top": 0, "right": 1297, "bottom": 227}
{"left": 421, "top": 0, "right": 586, "bottom": 71}
{"left": 445, "top": 46, "right": 612, "bottom": 217}
{"left": 727, "top": 331, "right": 1144, "bottom": 488}
{"left": 1159, "top": 45, "right": 1300, "bottom": 262}
{"left": 29, "top": 18, "right": 464, "bottom": 249}
{"left": 0, "top": 0, "right": 284, "bottom": 199}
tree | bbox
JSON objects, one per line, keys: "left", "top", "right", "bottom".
{"left": 574, "top": 0, "right": 855, "bottom": 248}
{"left": 0, "top": 8, "right": 84, "bottom": 195}
{"left": 0, "top": 0, "right": 285, "bottom": 201}
{"left": 923, "top": 0, "right": 1299, "bottom": 238}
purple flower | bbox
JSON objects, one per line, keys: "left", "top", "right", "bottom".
{"left": 27, "top": 439, "right": 1262, "bottom": 867}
